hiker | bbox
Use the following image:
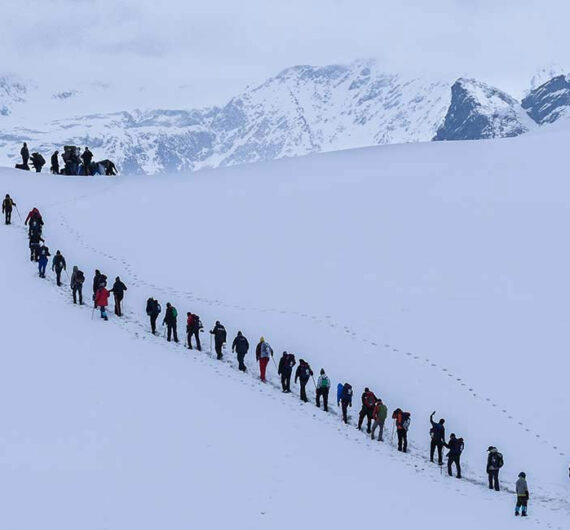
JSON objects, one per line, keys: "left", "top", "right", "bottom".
{"left": 278, "top": 351, "right": 295, "bottom": 392}
{"left": 315, "top": 368, "right": 330, "bottom": 411}
{"left": 357, "top": 387, "right": 377, "bottom": 433}
{"left": 95, "top": 284, "right": 110, "bottom": 321}
{"left": 430, "top": 411, "right": 446, "bottom": 464}
{"left": 50, "top": 151, "right": 60, "bottom": 174}
{"left": 51, "top": 250, "right": 66, "bottom": 286}
{"left": 70, "top": 266, "right": 85, "bottom": 304}
{"left": 38, "top": 244, "right": 50, "bottom": 278}
{"left": 146, "top": 297, "right": 161, "bottom": 335}
{"left": 110, "top": 276, "right": 127, "bottom": 316}
{"left": 294, "top": 359, "right": 313, "bottom": 403}
{"left": 371, "top": 398, "right": 388, "bottom": 441}
{"left": 186, "top": 312, "right": 202, "bottom": 350}
{"left": 2, "top": 194, "right": 16, "bottom": 224}
{"left": 255, "top": 337, "right": 273, "bottom": 382}
{"left": 487, "top": 446, "right": 504, "bottom": 491}
{"left": 20, "top": 143, "right": 29, "bottom": 166}
{"left": 231, "top": 331, "right": 249, "bottom": 371}
{"left": 81, "top": 147, "right": 93, "bottom": 175}
{"left": 209, "top": 321, "right": 227, "bottom": 359}
{"left": 163, "top": 302, "right": 178, "bottom": 342}
{"left": 30, "top": 152, "right": 45, "bottom": 173}
{"left": 445, "top": 433, "right": 464, "bottom": 478}
{"left": 25, "top": 208, "right": 43, "bottom": 236}
{"left": 515, "top": 472, "right": 530, "bottom": 517}
{"left": 99, "top": 159, "right": 117, "bottom": 176}
{"left": 337, "top": 383, "right": 353, "bottom": 424}
{"left": 92, "top": 270, "right": 107, "bottom": 306}
{"left": 392, "top": 408, "right": 411, "bottom": 452}
{"left": 29, "top": 232, "right": 43, "bottom": 261}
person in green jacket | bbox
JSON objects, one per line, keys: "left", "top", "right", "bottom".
{"left": 371, "top": 398, "right": 388, "bottom": 441}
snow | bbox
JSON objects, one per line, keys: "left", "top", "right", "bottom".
{"left": 0, "top": 126, "right": 569, "bottom": 529}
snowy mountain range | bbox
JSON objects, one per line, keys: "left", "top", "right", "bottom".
{"left": 0, "top": 61, "right": 568, "bottom": 174}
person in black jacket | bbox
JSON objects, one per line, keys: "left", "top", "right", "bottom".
{"left": 357, "top": 387, "right": 377, "bottom": 433}
{"left": 231, "top": 331, "right": 249, "bottom": 371}
{"left": 81, "top": 147, "right": 93, "bottom": 175}
{"left": 430, "top": 411, "right": 446, "bottom": 465}
{"left": 29, "top": 232, "right": 44, "bottom": 261}
{"left": 30, "top": 152, "right": 45, "bottom": 173}
{"left": 146, "top": 297, "right": 161, "bottom": 335}
{"left": 294, "top": 359, "right": 313, "bottom": 402}
{"left": 210, "top": 321, "right": 227, "bottom": 359}
{"left": 277, "top": 352, "right": 295, "bottom": 392}
{"left": 51, "top": 250, "right": 66, "bottom": 286}
{"left": 163, "top": 302, "right": 178, "bottom": 342}
{"left": 487, "top": 446, "right": 504, "bottom": 491}
{"left": 110, "top": 276, "right": 127, "bottom": 316}
{"left": 70, "top": 265, "right": 85, "bottom": 304}
{"left": 21, "top": 143, "right": 29, "bottom": 166}
{"left": 2, "top": 194, "right": 16, "bottom": 224}
{"left": 445, "top": 433, "right": 464, "bottom": 478}
{"left": 50, "top": 151, "right": 60, "bottom": 174}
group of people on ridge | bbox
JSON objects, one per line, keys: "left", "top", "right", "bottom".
{"left": 16, "top": 143, "right": 117, "bottom": 176}
{"left": 4, "top": 192, "right": 533, "bottom": 517}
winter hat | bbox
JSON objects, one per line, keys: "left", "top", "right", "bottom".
{"left": 487, "top": 446, "right": 496, "bottom": 452}
{"left": 320, "top": 368, "right": 325, "bottom": 375}
{"left": 450, "top": 433, "right": 456, "bottom": 438}
{"left": 260, "top": 337, "right": 265, "bottom": 342}
{"left": 364, "top": 387, "right": 369, "bottom": 392}
{"left": 518, "top": 472, "right": 526, "bottom": 478}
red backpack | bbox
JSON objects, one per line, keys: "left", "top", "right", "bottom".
{"left": 364, "top": 391, "right": 376, "bottom": 408}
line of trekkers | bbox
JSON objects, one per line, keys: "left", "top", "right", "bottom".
{"left": 15, "top": 142, "right": 117, "bottom": 176}
{"left": 2, "top": 193, "right": 531, "bottom": 518}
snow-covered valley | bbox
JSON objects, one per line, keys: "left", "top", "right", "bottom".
{"left": 0, "top": 121, "right": 569, "bottom": 528}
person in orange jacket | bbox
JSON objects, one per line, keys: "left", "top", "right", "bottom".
{"left": 392, "top": 408, "right": 411, "bottom": 453}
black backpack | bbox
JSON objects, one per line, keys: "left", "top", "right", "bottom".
{"left": 491, "top": 452, "right": 504, "bottom": 468}
{"left": 76, "top": 270, "right": 85, "bottom": 283}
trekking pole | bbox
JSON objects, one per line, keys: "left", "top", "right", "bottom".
{"left": 311, "top": 374, "right": 317, "bottom": 389}
{"left": 14, "top": 206, "right": 23, "bottom": 223}
{"left": 64, "top": 269, "right": 70, "bottom": 281}
{"left": 91, "top": 306, "right": 95, "bottom": 320}
{"left": 209, "top": 334, "right": 213, "bottom": 354}
{"left": 391, "top": 420, "right": 395, "bottom": 445}
{"left": 271, "top": 355, "right": 278, "bottom": 371}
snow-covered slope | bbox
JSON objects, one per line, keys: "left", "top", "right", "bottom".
{"left": 434, "top": 78, "right": 535, "bottom": 140}
{"left": 0, "top": 126, "right": 568, "bottom": 528}
{"left": 0, "top": 61, "right": 549, "bottom": 174}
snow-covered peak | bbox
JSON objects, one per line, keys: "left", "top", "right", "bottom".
{"left": 434, "top": 78, "right": 534, "bottom": 141}
{"left": 522, "top": 74, "right": 570, "bottom": 125}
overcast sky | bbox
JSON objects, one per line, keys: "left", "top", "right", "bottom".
{"left": 1, "top": 0, "right": 568, "bottom": 108}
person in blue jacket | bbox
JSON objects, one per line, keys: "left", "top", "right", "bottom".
{"left": 38, "top": 244, "right": 50, "bottom": 278}
{"left": 430, "top": 410, "right": 446, "bottom": 464}
{"left": 337, "top": 383, "right": 353, "bottom": 424}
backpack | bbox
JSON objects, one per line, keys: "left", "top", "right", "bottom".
{"left": 401, "top": 412, "right": 411, "bottom": 430}
{"left": 320, "top": 375, "right": 330, "bottom": 388}
{"left": 172, "top": 307, "right": 178, "bottom": 318}
{"left": 76, "top": 271, "right": 85, "bottom": 283}
{"left": 364, "top": 391, "right": 376, "bottom": 408}
{"left": 303, "top": 365, "right": 311, "bottom": 379}
{"left": 491, "top": 452, "right": 504, "bottom": 469}
{"left": 342, "top": 383, "right": 353, "bottom": 401}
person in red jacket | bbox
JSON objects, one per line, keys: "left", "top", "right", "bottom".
{"left": 95, "top": 285, "right": 110, "bottom": 321}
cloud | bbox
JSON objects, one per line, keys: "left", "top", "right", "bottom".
{"left": 0, "top": 0, "right": 569, "bottom": 106}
